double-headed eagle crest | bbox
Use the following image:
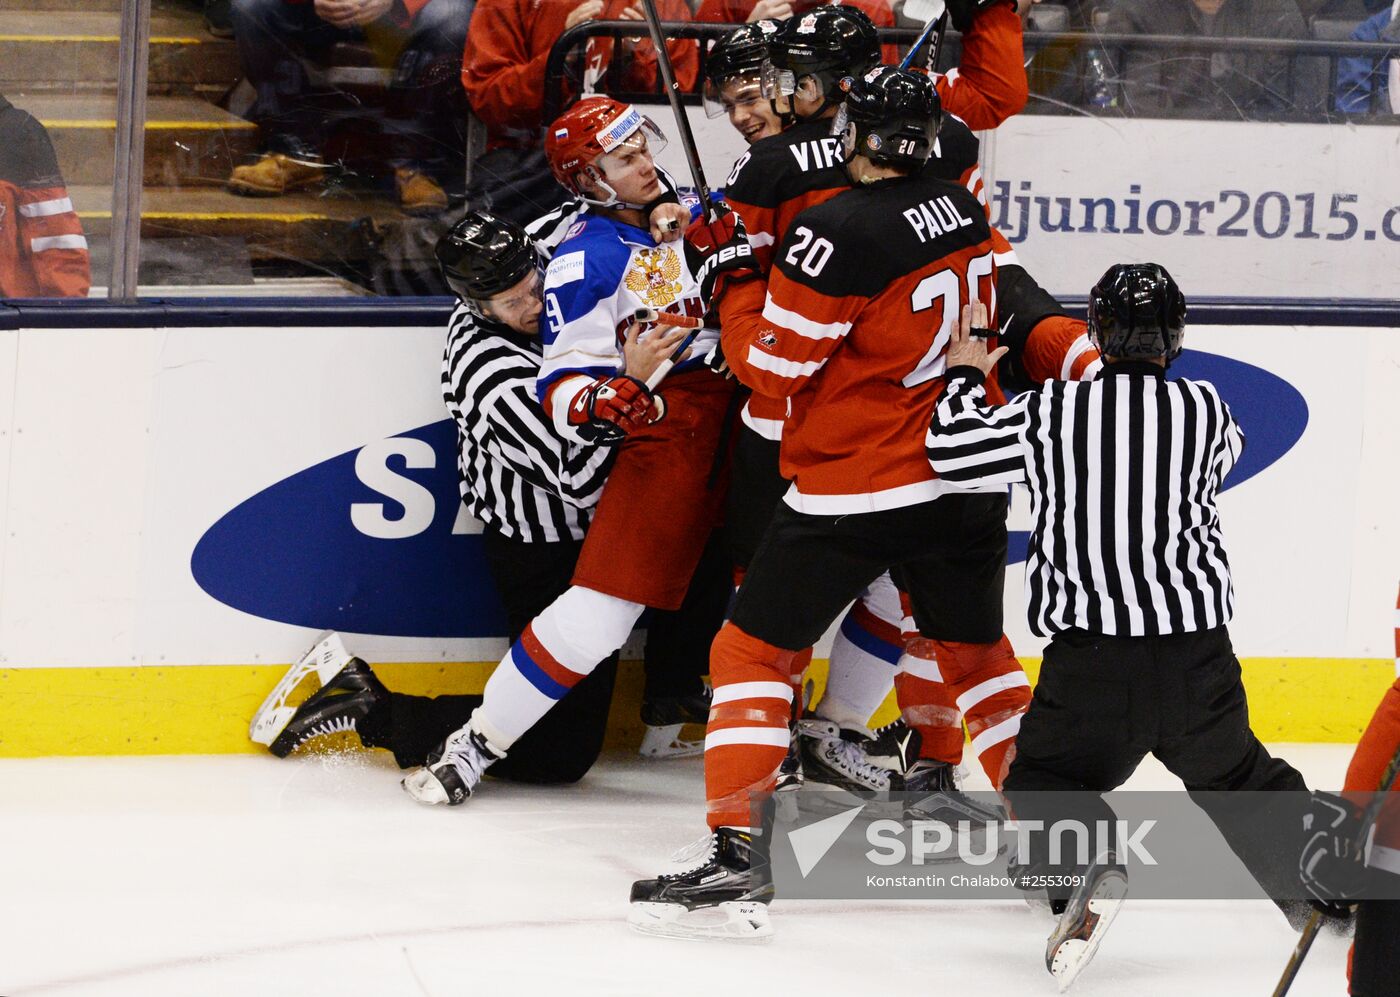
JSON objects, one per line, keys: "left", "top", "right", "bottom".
{"left": 625, "top": 247, "right": 684, "bottom": 309}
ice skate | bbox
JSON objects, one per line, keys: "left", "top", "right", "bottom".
{"left": 628, "top": 827, "right": 774, "bottom": 942}
{"left": 795, "top": 718, "right": 897, "bottom": 798}
{"left": 863, "top": 718, "right": 921, "bottom": 774}
{"left": 401, "top": 719, "right": 505, "bottom": 806}
{"left": 250, "top": 632, "right": 384, "bottom": 755}
{"left": 1045, "top": 857, "right": 1128, "bottom": 992}
{"left": 899, "top": 759, "right": 1006, "bottom": 861}
{"left": 639, "top": 687, "right": 711, "bottom": 759}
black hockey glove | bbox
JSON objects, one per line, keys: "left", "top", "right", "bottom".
{"left": 702, "top": 340, "right": 733, "bottom": 380}
{"left": 1299, "top": 791, "right": 1370, "bottom": 911}
{"left": 684, "top": 205, "right": 757, "bottom": 308}
{"left": 946, "top": 0, "right": 1015, "bottom": 32}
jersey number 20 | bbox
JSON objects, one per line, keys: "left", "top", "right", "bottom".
{"left": 903, "top": 250, "right": 995, "bottom": 388}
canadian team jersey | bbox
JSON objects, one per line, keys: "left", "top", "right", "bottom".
{"left": 538, "top": 207, "right": 719, "bottom": 444}
{"left": 719, "top": 172, "right": 1002, "bottom": 514}
{"left": 1342, "top": 584, "right": 1400, "bottom": 875}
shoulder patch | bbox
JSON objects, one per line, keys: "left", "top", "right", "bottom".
{"left": 547, "top": 251, "right": 587, "bottom": 285}
{"left": 563, "top": 218, "right": 587, "bottom": 241}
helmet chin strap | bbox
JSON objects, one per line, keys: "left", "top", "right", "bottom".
{"left": 578, "top": 169, "right": 655, "bottom": 212}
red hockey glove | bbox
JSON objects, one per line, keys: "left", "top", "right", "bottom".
{"left": 566, "top": 375, "right": 665, "bottom": 445}
{"left": 684, "top": 205, "right": 757, "bottom": 307}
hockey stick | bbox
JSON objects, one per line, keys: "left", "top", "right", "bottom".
{"left": 636, "top": 0, "right": 716, "bottom": 218}
{"left": 898, "top": 0, "right": 950, "bottom": 72}
{"left": 1272, "top": 742, "right": 1400, "bottom": 997}
{"left": 633, "top": 308, "right": 702, "bottom": 390}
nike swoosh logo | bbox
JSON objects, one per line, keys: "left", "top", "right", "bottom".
{"left": 999, "top": 311, "right": 1015, "bottom": 338}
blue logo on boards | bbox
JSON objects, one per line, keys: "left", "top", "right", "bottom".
{"left": 1005, "top": 348, "right": 1308, "bottom": 565}
{"left": 193, "top": 350, "right": 1307, "bottom": 637}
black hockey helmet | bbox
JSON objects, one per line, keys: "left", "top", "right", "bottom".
{"left": 704, "top": 20, "right": 780, "bottom": 118}
{"left": 763, "top": 6, "right": 881, "bottom": 118}
{"left": 1087, "top": 263, "right": 1187, "bottom": 364}
{"left": 833, "top": 65, "right": 941, "bottom": 171}
{"left": 435, "top": 210, "right": 541, "bottom": 306}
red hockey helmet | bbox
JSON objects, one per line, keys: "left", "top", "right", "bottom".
{"left": 545, "top": 96, "right": 668, "bottom": 206}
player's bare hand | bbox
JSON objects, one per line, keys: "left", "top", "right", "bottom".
{"left": 565, "top": 0, "right": 605, "bottom": 29}
{"left": 946, "top": 300, "right": 1007, "bottom": 376}
{"left": 748, "top": 0, "right": 794, "bottom": 21}
{"left": 1016, "top": 0, "right": 1041, "bottom": 16}
{"left": 623, "top": 320, "right": 691, "bottom": 383}
{"left": 649, "top": 202, "right": 689, "bottom": 243}
{"left": 315, "top": 0, "right": 391, "bottom": 27}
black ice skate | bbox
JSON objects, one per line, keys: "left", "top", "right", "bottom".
{"left": 900, "top": 760, "right": 1007, "bottom": 862}
{"left": 795, "top": 718, "right": 899, "bottom": 801}
{"left": 250, "top": 631, "right": 386, "bottom": 756}
{"left": 401, "top": 720, "right": 505, "bottom": 805}
{"left": 628, "top": 828, "right": 774, "bottom": 942}
{"left": 639, "top": 687, "right": 711, "bottom": 759}
{"left": 1045, "top": 856, "right": 1128, "bottom": 992}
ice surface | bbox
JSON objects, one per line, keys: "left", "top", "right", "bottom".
{"left": 0, "top": 744, "right": 1358, "bottom": 996}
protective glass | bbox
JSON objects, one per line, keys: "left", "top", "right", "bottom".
{"left": 830, "top": 104, "right": 856, "bottom": 161}
{"left": 759, "top": 60, "right": 797, "bottom": 100}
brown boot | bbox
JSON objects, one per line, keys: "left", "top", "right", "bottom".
{"left": 228, "top": 153, "right": 326, "bottom": 197}
{"left": 395, "top": 167, "right": 448, "bottom": 215}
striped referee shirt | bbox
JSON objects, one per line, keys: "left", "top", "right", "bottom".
{"left": 926, "top": 361, "right": 1244, "bottom": 637}
{"left": 443, "top": 305, "right": 615, "bottom": 543}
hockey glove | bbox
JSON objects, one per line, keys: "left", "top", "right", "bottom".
{"left": 1299, "top": 791, "right": 1370, "bottom": 910}
{"left": 684, "top": 206, "right": 757, "bottom": 308}
{"left": 566, "top": 374, "right": 665, "bottom": 445}
{"left": 702, "top": 340, "right": 733, "bottom": 380}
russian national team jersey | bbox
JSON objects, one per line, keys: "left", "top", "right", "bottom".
{"left": 719, "top": 171, "right": 1003, "bottom": 514}
{"left": 537, "top": 205, "right": 719, "bottom": 443}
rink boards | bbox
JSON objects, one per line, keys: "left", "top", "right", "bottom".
{"left": 0, "top": 321, "right": 1395, "bottom": 755}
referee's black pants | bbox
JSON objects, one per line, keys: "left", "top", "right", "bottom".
{"left": 1003, "top": 626, "right": 1308, "bottom": 906}
{"left": 358, "top": 528, "right": 729, "bottom": 781}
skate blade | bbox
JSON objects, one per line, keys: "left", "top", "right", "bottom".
{"left": 627, "top": 901, "right": 773, "bottom": 943}
{"left": 639, "top": 723, "right": 704, "bottom": 759}
{"left": 248, "top": 631, "right": 351, "bottom": 745}
{"left": 1048, "top": 874, "right": 1128, "bottom": 992}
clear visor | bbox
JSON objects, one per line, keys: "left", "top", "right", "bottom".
{"left": 704, "top": 76, "right": 765, "bottom": 119}
{"left": 759, "top": 60, "right": 797, "bottom": 100}
{"left": 830, "top": 104, "right": 856, "bottom": 161}
{"left": 594, "top": 116, "right": 669, "bottom": 177}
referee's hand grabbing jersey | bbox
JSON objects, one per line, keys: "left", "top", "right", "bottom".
{"left": 927, "top": 264, "right": 1313, "bottom": 964}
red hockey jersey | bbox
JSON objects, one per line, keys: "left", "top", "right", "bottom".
{"left": 720, "top": 171, "right": 1001, "bottom": 513}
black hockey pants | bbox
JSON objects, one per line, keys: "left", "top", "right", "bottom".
{"left": 1002, "top": 626, "right": 1309, "bottom": 907}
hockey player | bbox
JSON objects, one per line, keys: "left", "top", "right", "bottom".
{"left": 1299, "top": 585, "right": 1400, "bottom": 997}
{"left": 703, "top": 21, "right": 785, "bottom": 146}
{"left": 630, "top": 67, "right": 1018, "bottom": 939}
{"left": 250, "top": 211, "right": 722, "bottom": 777}
{"left": 720, "top": 6, "right": 1037, "bottom": 804}
{"left": 927, "top": 264, "right": 1313, "bottom": 988}
{"left": 400, "top": 97, "right": 737, "bottom": 806}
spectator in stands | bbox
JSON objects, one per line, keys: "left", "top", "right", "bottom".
{"left": 0, "top": 92, "right": 90, "bottom": 299}
{"left": 227, "top": 0, "right": 471, "bottom": 215}
{"left": 461, "top": 0, "right": 697, "bottom": 225}
{"left": 1337, "top": 0, "right": 1399, "bottom": 112}
{"left": 1104, "top": 0, "right": 1316, "bottom": 117}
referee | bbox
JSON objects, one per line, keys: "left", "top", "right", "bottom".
{"left": 926, "top": 263, "right": 1310, "bottom": 989}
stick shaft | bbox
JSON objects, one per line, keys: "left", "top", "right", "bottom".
{"left": 636, "top": 0, "right": 715, "bottom": 216}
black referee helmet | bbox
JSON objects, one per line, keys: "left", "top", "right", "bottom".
{"left": 1087, "top": 263, "right": 1187, "bottom": 364}
{"left": 834, "top": 65, "right": 942, "bottom": 172}
{"left": 435, "top": 211, "right": 541, "bottom": 307}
